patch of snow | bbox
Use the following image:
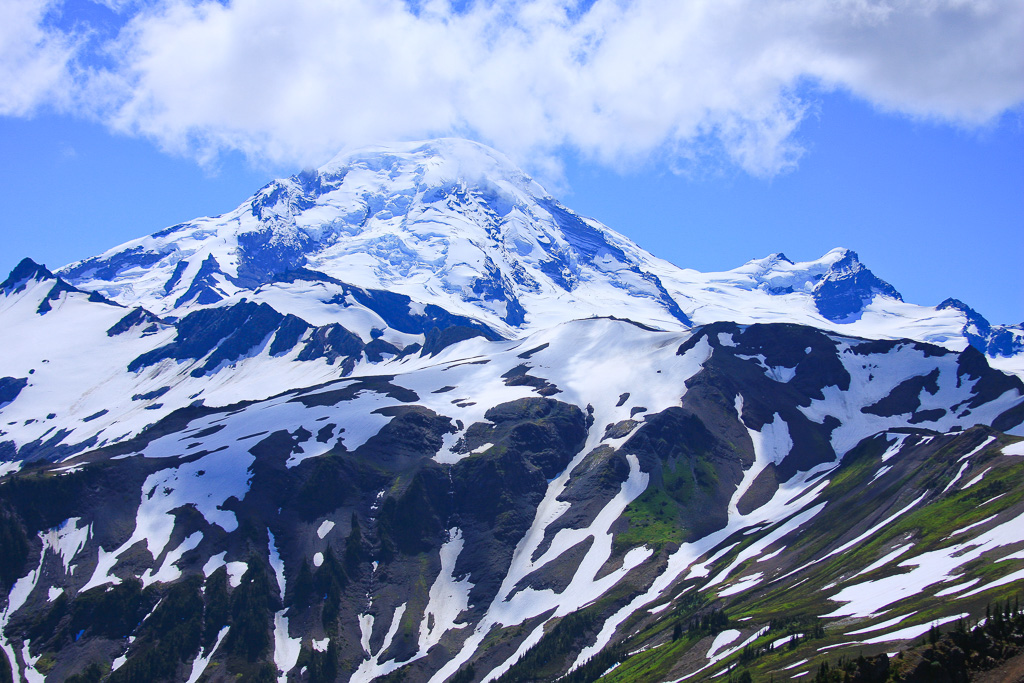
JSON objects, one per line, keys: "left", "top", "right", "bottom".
{"left": 719, "top": 573, "right": 764, "bottom": 597}
{"left": 826, "top": 511, "right": 1024, "bottom": 618}
{"left": 203, "top": 551, "right": 226, "bottom": 577}
{"left": 934, "top": 579, "right": 980, "bottom": 596}
{"left": 419, "top": 528, "right": 473, "bottom": 652}
{"left": 226, "top": 562, "right": 247, "bottom": 588}
{"left": 850, "top": 543, "right": 914, "bottom": 579}
{"left": 848, "top": 613, "right": 914, "bottom": 635}
{"left": 870, "top": 465, "right": 892, "bottom": 483}
{"left": 958, "top": 567, "right": 1024, "bottom": 598}
{"left": 351, "top": 603, "right": 409, "bottom": 683}
{"left": 269, "top": 532, "right": 286, "bottom": 597}
{"left": 317, "top": 520, "right": 335, "bottom": 539}
{"left": 186, "top": 626, "right": 229, "bottom": 683}
{"left": 706, "top": 630, "right": 742, "bottom": 659}
{"left": 861, "top": 613, "right": 968, "bottom": 644}
{"left": 949, "top": 515, "right": 997, "bottom": 538}
{"left": 273, "top": 611, "right": 301, "bottom": 682}
{"left": 822, "top": 494, "right": 926, "bottom": 562}
{"left": 959, "top": 436, "right": 997, "bottom": 462}
{"left": 962, "top": 468, "right": 991, "bottom": 489}
{"left": 142, "top": 531, "right": 202, "bottom": 587}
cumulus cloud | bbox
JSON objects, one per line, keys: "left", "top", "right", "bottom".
{"left": 0, "top": 0, "right": 76, "bottom": 115}
{"left": 8, "top": 0, "right": 1024, "bottom": 176}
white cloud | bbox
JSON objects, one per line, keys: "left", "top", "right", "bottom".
{"left": 7, "top": 0, "right": 1024, "bottom": 176}
{"left": 0, "top": 0, "right": 76, "bottom": 115}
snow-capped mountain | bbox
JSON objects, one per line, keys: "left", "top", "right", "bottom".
{"left": 1, "top": 139, "right": 1023, "bottom": 683}
{"left": 56, "top": 139, "right": 1017, "bottom": 364}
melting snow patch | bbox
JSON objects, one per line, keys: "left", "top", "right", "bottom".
{"left": 861, "top": 613, "right": 968, "bottom": 644}
{"left": 961, "top": 468, "right": 991, "bottom": 489}
{"left": 351, "top": 603, "right": 409, "bottom": 682}
{"left": 317, "top": 520, "right": 335, "bottom": 539}
{"left": 870, "top": 466, "right": 892, "bottom": 483}
{"left": 419, "top": 528, "right": 473, "bottom": 652}
{"left": 706, "top": 630, "right": 742, "bottom": 659}
{"left": 822, "top": 495, "right": 925, "bottom": 562}
{"left": 949, "top": 515, "right": 997, "bottom": 538}
{"left": 273, "top": 611, "right": 301, "bottom": 682}
{"left": 850, "top": 543, "right": 914, "bottom": 579}
{"left": 959, "top": 436, "right": 997, "bottom": 462}
{"left": 142, "top": 531, "right": 202, "bottom": 587}
{"left": 848, "top": 613, "right": 913, "bottom": 635}
{"left": 943, "top": 461, "right": 972, "bottom": 493}
{"left": 958, "top": 568, "right": 1024, "bottom": 599}
{"left": 880, "top": 435, "right": 910, "bottom": 462}
{"left": 203, "top": 551, "right": 226, "bottom": 577}
{"left": 41, "top": 517, "right": 91, "bottom": 574}
{"left": 934, "top": 579, "right": 980, "bottom": 596}
{"left": 0, "top": 460, "right": 22, "bottom": 477}
{"left": 826, "top": 511, "right": 1024, "bottom": 618}
{"left": 1002, "top": 441, "right": 1024, "bottom": 456}
{"left": 312, "top": 638, "right": 329, "bottom": 652}
{"left": 718, "top": 573, "right": 764, "bottom": 597}
{"left": 186, "top": 626, "right": 228, "bottom": 683}
{"left": 313, "top": 552, "right": 324, "bottom": 568}
{"left": 269, "top": 532, "right": 286, "bottom": 597}
{"left": 226, "top": 562, "right": 247, "bottom": 588}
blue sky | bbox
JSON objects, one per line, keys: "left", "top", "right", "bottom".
{"left": 1, "top": 0, "right": 1022, "bottom": 323}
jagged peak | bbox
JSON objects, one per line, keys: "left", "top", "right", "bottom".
{"left": 1, "top": 257, "right": 55, "bottom": 293}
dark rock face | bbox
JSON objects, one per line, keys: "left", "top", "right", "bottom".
{"left": 125, "top": 300, "right": 378, "bottom": 377}
{"left": 0, "top": 258, "right": 54, "bottom": 295}
{"left": 938, "top": 298, "right": 1024, "bottom": 359}
{"left": 174, "top": 254, "right": 228, "bottom": 307}
{"left": 107, "top": 307, "right": 164, "bottom": 337}
{"left": 128, "top": 301, "right": 288, "bottom": 375}
{"left": 0, "top": 377, "right": 28, "bottom": 408}
{"left": 812, "top": 250, "right": 902, "bottom": 321}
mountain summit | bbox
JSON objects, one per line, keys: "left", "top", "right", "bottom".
{"left": 60, "top": 139, "right": 691, "bottom": 333}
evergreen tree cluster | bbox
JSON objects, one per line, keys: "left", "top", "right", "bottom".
{"left": 493, "top": 611, "right": 602, "bottom": 683}
{"left": 886, "top": 596, "right": 1024, "bottom": 682}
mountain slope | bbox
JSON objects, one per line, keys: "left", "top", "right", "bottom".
{"left": 1, "top": 318, "right": 1022, "bottom": 682}
{"left": 0, "top": 138, "right": 1023, "bottom": 683}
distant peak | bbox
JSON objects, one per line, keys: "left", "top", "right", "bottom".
{"left": 938, "top": 297, "right": 975, "bottom": 314}
{"left": 1, "top": 257, "right": 54, "bottom": 294}
{"left": 938, "top": 298, "right": 992, "bottom": 336}
{"left": 773, "top": 252, "right": 793, "bottom": 264}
